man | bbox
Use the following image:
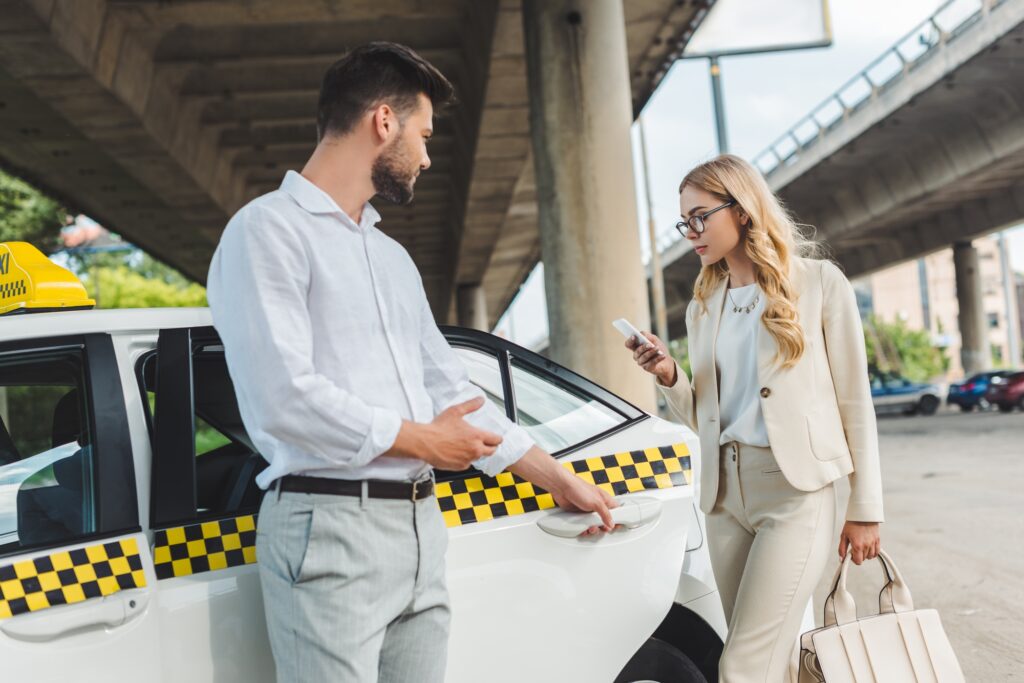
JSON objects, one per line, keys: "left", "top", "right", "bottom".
{"left": 207, "top": 42, "right": 616, "bottom": 683}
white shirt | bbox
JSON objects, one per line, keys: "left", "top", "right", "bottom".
{"left": 715, "top": 284, "right": 770, "bottom": 447}
{"left": 207, "top": 171, "right": 533, "bottom": 488}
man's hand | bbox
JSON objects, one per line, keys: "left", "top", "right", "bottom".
{"left": 509, "top": 447, "right": 618, "bottom": 536}
{"left": 839, "top": 521, "right": 881, "bottom": 565}
{"left": 554, "top": 473, "right": 618, "bottom": 537}
{"left": 388, "top": 397, "right": 503, "bottom": 470}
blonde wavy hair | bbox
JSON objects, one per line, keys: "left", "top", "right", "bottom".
{"left": 681, "top": 154, "right": 819, "bottom": 368}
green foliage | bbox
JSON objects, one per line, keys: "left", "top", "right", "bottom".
{"left": 863, "top": 315, "right": 949, "bottom": 382}
{"left": 0, "top": 171, "right": 65, "bottom": 251}
{"left": 667, "top": 338, "right": 691, "bottom": 378}
{"left": 83, "top": 265, "right": 207, "bottom": 309}
{"left": 195, "top": 417, "right": 231, "bottom": 456}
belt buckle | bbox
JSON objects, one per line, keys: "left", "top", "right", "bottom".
{"left": 411, "top": 479, "right": 420, "bottom": 501}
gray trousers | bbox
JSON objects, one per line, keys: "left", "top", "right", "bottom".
{"left": 256, "top": 486, "right": 450, "bottom": 682}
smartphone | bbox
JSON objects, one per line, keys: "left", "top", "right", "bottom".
{"left": 612, "top": 318, "right": 649, "bottom": 346}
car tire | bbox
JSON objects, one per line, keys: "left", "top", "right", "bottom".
{"left": 958, "top": 403, "right": 973, "bottom": 412}
{"left": 614, "top": 637, "right": 707, "bottom": 683}
{"left": 1018, "top": 396, "right": 1024, "bottom": 412}
{"left": 998, "top": 402, "right": 1014, "bottom": 413}
{"left": 918, "top": 395, "right": 939, "bottom": 416}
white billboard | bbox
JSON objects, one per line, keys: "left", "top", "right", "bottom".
{"left": 683, "top": 0, "right": 833, "bottom": 58}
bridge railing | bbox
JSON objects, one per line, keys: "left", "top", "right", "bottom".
{"left": 751, "top": 0, "right": 1003, "bottom": 178}
{"left": 643, "top": 0, "right": 1005, "bottom": 266}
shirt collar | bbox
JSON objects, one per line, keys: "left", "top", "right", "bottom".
{"left": 280, "top": 170, "right": 381, "bottom": 231}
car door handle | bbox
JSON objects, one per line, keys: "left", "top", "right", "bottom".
{"left": 536, "top": 496, "right": 663, "bottom": 538}
{"left": 0, "top": 591, "right": 149, "bottom": 642}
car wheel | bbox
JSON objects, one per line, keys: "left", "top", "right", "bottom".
{"left": 998, "top": 402, "right": 1014, "bottom": 413}
{"left": 958, "top": 403, "right": 974, "bottom": 413}
{"left": 1018, "top": 396, "right": 1024, "bottom": 412}
{"left": 614, "top": 637, "right": 707, "bottom": 683}
{"left": 918, "top": 395, "right": 939, "bottom": 416}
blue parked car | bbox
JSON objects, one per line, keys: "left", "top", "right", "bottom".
{"left": 869, "top": 372, "right": 943, "bottom": 416}
{"left": 947, "top": 370, "right": 1016, "bottom": 412}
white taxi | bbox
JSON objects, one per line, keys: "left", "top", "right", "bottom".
{"left": 0, "top": 242, "right": 726, "bottom": 682}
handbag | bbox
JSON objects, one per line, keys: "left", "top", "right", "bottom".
{"left": 797, "top": 549, "right": 965, "bottom": 682}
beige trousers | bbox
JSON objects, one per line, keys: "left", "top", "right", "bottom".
{"left": 707, "top": 442, "right": 836, "bottom": 683}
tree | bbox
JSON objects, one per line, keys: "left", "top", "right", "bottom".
{"left": 83, "top": 266, "right": 207, "bottom": 309}
{"left": 863, "top": 315, "right": 949, "bottom": 382}
{"left": 0, "top": 170, "right": 207, "bottom": 309}
{"left": 0, "top": 171, "right": 65, "bottom": 250}
{"left": 667, "top": 338, "right": 691, "bottom": 379}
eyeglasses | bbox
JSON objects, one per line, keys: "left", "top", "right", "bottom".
{"left": 674, "top": 200, "right": 736, "bottom": 237}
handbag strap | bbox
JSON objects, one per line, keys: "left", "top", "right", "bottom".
{"left": 823, "top": 549, "right": 914, "bottom": 626}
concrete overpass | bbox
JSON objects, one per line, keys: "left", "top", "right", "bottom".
{"left": 0, "top": 0, "right": 706, "bottom": 317}
{"left": 656, "top": 0, "right": 1024, "bottom": 371}
{"left": 0, "top": 0, "right": 716, "bottom": 409}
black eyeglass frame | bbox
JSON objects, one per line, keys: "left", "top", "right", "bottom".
{"left": 674, "top": 199, "right": 737, "bottom": 237}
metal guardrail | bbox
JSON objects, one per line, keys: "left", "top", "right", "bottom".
{"left": 644, "top": 0, "right": 1005, "bottom": 264}
{"left": 752, "top": 0, "right": 1003, "bottom": 176}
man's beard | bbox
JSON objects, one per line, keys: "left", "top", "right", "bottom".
{"left": 371, "top": 137, "right": 417, "bottom": 205}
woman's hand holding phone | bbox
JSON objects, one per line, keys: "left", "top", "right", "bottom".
{"left": 624, "top": 330, "right": 677, "bottom": 387}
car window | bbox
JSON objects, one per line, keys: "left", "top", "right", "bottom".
{"left": 0, "top": 350, "right": 95, "bottom": 552}
{"left": 510, "top": 361, "right": 624, "bottom": 453}
{"left": 453, "top": 347, "right": 506, "bottom": 414}
{"left": 139, "top": 344, "right": 264, "bottom": 517}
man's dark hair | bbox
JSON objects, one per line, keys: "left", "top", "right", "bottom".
{"left": 317, "top": 42, "right": 455, "bottom": 140}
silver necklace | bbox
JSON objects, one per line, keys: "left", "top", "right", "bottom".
{"left": 728, "top": 287, "right": 760, "bottom": 314}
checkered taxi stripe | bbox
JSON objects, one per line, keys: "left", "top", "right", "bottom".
{"left": 152, "top": 514, "right": 257, "bottom": 580}
{"left": 148, "top": 444, "right": 691, "bottom": 579}
{"left": 0, "top": 538, "right": 146, "bottom": 620}
{"left": 436, "top": 442, "right": 692, "bottom": 528}
{"left": 0, "top": 279, "right": 26, "bottom": 300}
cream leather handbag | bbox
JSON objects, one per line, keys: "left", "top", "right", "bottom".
{"left": 797, "top": 550, "right": 965, "bottom": 682}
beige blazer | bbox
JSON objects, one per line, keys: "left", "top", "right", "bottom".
{"left": 659, "top": 257, "right": 884, "bottom": 523}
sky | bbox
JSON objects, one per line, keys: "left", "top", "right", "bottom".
{"left": 494, "top": 0, "right": 1024, "bottom": 347}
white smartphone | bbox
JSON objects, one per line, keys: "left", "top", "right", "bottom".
{"left": 612, "top": 318, "right": 649, "bottom": 346}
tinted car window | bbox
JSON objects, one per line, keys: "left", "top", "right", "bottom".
{"left": 0, "top": 350, "right": 95, "bottom": 551}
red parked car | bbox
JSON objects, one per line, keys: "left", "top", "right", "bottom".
{"left": 985, "top": 371, "right": 1024, "bottom": 412}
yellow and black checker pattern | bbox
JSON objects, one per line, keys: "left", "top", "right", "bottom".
{"left": 153, "top": 514, "right": 257, "bottom": 580}
{"left": 0, "top": 537, "right": 146, "bottom": 620}
{"left": 436, "top": 442, "right": 692, "bottom": 528}
{"left": 0, "top": 279, "right": 27, "bottom": 301}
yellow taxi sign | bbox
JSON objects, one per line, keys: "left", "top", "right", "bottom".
{"left": 0, "top": 242, "right": 95, "bottom": 316}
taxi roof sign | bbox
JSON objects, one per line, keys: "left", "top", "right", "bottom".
{"left": 0, "top": 242, "right": 95, "bottom": 316}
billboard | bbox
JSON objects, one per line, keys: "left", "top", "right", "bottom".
{"left": 683, "top": 0, "right": 832, "bottom": 59}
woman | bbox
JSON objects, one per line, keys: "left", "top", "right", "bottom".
{"left": 627, "top": 154, "right": 883, "bottom": 682}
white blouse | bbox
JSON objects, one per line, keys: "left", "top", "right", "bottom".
{"left": 715, "top": 283, "right": 771, "bottom": 447}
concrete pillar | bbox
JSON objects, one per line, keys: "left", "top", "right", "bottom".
{"left": 456, "top": 284, "right": 489, "bottom": 331}
{"left": 953, "top": 241, "right": 990, "bottom": 375}
{"left": 522, "top": 0, "right": 655, "bottom": 412}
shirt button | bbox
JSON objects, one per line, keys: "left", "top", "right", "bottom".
{"left": 760, "top": 387, "right": 771, "bottom": 398}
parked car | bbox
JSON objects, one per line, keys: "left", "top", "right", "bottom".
{"left": 985, "top": 371, "right": 1024, "bottom": 413}
{"left": 0, "top": 242, "right": 727, "bottom": 683}
{"left": 946, "top": 370, "right": 1016, "bottom": 411}
{"left": 869, "top": 372, "right": 943, "bottom": 416}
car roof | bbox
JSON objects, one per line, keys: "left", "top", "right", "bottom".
{"left": 0, "top": 307, "right": 212, "bottom": 343}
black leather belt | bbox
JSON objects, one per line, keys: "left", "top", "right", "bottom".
{"left": 277, "top": 475, "right": 434, "bottom": 501}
